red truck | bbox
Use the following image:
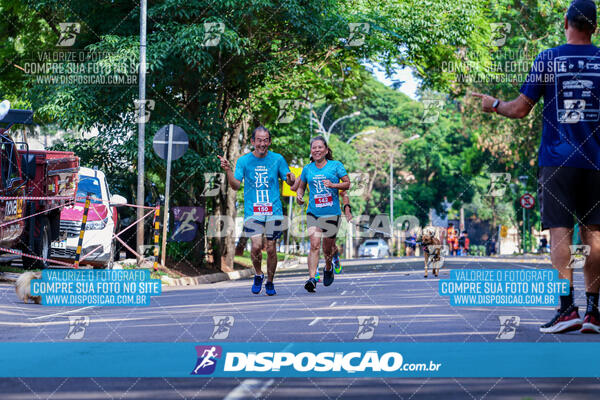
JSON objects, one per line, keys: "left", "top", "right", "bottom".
{"left": 0, "top": 105, "right": 79, "bottom": 269}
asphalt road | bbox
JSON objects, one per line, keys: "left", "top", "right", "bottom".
{"left": 1, "top": 257, "right": 599, "bottom": 399}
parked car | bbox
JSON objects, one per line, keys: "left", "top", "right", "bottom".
{"left": 0, "top": 103, "right": 79, "bottom": 269}
{"left": 50, "top": 167, "right": 126, "bottom": 268}
{"left": 358, "top": 239, "right": 390, "bottom": 258}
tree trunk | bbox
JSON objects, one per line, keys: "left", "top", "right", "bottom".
{"left": 216, "top": 113, "right": 250, "bottom": 272}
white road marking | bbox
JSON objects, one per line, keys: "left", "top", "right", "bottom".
{"left": 224, "top": 343, "right": 294, "bottom": 399}
{"left": 329, "top": 301, "right": 337, "bottom": 307}
{"left": 341, "top": 290, "right": 347, "bottom": 295}
{"left": 29, "top": 306, "right": 95, "bottom": 320}
{"left": 308, "top": 317, "right": 321, "bottom": 326}
{"left": 223, "top": 379, "right": 275, "bottom": 400}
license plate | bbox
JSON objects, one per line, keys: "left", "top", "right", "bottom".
{"left": 51, "top": 240, "right": 67, "bottom": 249}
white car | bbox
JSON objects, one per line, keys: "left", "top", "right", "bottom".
{"left": 50, "top": 167, "right": 126, "bottom": 268}
{"left": 358, "top": 239, "right": 390, "bottom": 258}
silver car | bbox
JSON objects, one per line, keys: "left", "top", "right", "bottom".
{"left": 358, "top": 239, "right": 390, "bottom": 258}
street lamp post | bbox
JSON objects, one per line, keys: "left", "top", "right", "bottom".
{"left": 310, "top": 97, "right": 360, "bottom": 142}
{"left": 390, "top": 134, "right": 420, "bottom": 250}
{"left": 346, "top": 129, "right": 375, "bottom": 144}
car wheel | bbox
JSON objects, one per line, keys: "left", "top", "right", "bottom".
{"left": 113, "top": 230, "right": 121, "bottom": 261}
{"left": 22, "top": 216, "right": 50, "bottom": 270}
{"left": 107, "top": 240, "right": 116, "bottom": 269}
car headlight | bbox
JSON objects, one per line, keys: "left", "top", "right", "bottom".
{"left": 85, "top": 218, "right": 108, "bottom": 230}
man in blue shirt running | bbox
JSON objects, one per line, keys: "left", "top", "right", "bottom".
{"left": 473, "top": 0, "right": 600, "bottom": 334}
{"left": 218, "top": 126, "right": 295, "bottom": 296}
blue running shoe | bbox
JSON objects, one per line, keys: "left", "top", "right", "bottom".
{"left": 265, "top": 281, "right": 276, "bottom": 296}
{"left": 252, "top": 274, "right": 264, "bottom": 294}
{"left": 332, "top": 251, "right": 342, "bottom": 274}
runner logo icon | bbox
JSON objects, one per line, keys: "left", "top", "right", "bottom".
{"left": 191, "top": 345, "right": 222, "bottom": 375}
{"left": 496, "top": 316, "right": 520, "bottom": 340}
{"left": 354, "top": 316, "right": 379, "bottom": 340}
{"left": 210, "top": 316, "right": 234, "bottom": 340}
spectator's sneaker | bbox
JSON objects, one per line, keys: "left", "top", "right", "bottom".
{"left": 323, "top": 267, "right": 334, "bottom": 287}
{"left": 581, "top": 313, "right": 600, "bottom": 334}
{"left": 304, "top": 278, "right": 317, "bottom": 293}
{"left": 333, "top": 251, "right": 342, "bottom": 274}
{"left": 265, "top": 281, "right": 276, "bottom": 296}
{"left": 539, "top": 306, "right": 582, "bottom": 333}
{"left": 251, "top": 274, "right": 264, "bottom": 294}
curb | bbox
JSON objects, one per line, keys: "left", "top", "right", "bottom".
{"left": 162, "top": 259, "right": 302, "bottom": 286}
{"left": 0, "top": 272, "right": 19, "bottom": 284}
{"left": 0, "top": 256, "right": 551, "bottom": 286}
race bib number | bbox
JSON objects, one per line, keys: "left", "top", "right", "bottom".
{"left": 253, "top": 203, "right": 273, "bottom": 216}
{"left": 314, "top": 193, "right": 333, "bottom": 208}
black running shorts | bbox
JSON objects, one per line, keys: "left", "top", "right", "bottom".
{"left": 242, "top": 218, "right": 285, "bottom": 241}
{"left": 538, "top": 166, "right": 600, "bottom": 230}
{"left": 306, "top": 213, "right": 341, "bottom": 238}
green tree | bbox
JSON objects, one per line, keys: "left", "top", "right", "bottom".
{"left": 1, "top": 0, "right": 494, "bottom": 270}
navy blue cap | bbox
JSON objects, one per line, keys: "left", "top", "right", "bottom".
{"left": 567, "top": 0, "right": 597, "bottom": 30}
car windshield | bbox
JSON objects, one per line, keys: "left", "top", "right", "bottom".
{"left": 364, "top": 241, "right": 379, "bottom": 246}
{"left": 77, "top": 176, "right": 103, "bottom": 203}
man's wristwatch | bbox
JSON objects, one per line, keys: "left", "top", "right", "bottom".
{"left": 492, "top": 99, "right": 500, "bottom": 113}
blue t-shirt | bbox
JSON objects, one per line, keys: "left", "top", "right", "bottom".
{"left": 234, "top": 151, "right": 290, "bottom": 221}
{"left": 520, "top": 44, "right": 600, "bottom": 170}
{"left": 300, "top": 160, "right": 348, "bottom": 217}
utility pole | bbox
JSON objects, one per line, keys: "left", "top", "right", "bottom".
{"left": 518, "top": 175, "right": 528, "bottom": 254}
{"left": 390, "top": 151, "right": 394, "bottom": 241}
{"left": 136, "top": 0, "right": 147, "bottom": 261}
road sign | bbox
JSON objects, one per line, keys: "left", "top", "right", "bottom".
{"left": 152, "top": 124, "right": 189, "bottom": 266}
{"left": 153, "top": 124, "right": 188, "bottom": 160}
{"left": 282, "top": 166, "right": 302, "bottom": 196}
{"left": 520, "top": 193, "right": 535, "bottom": 209}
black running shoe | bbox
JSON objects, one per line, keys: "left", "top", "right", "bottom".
{"left": 265, "top": 281, "right": 276, "bottom": 296}
{"left": 323, "top": 268, "right": 334, "bottom": 287}
{"left": 304, "top": 277, "right": 317, "bottom": 293}
{"left": 539, "top": 305, "right": 582, "bottom": 333}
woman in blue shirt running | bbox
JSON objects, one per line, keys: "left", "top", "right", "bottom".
{"left": 292, "top": 136, "right": 350, "bottom": 292}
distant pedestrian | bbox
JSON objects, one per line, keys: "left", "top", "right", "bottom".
{"left": 458, "top": 231, "right": 470, "bottom": 256}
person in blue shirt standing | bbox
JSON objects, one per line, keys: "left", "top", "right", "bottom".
{"left": 293, "top": 136, "right": 350, "bottom": 292}
{"left": 472, "top": 0, "right": 600, "bottom": 334}
{"left": 218, "top": 126, "right": 295, "bottom": 296}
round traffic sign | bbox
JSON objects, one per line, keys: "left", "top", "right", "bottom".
{"left": 153, "top": 124, "right": 189, "bottom": 160}
{"left": 520, "top": 193, "right": 535, "bottom": 209}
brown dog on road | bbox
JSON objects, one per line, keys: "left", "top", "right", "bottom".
{"left": 420, "top": 228, "right": 443, "bottom": 278}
